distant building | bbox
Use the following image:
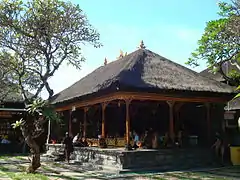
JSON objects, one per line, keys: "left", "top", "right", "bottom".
{"left": 200, "top": 62, "right": 240, "bottom": 129}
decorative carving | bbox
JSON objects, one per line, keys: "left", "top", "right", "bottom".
{"left": 167, "top": 101, "right": 175, "bottom": 108}
{"left": 101, "top": 101, "right": 109, "bottom": 110}
{"left": 138, "top": 40, "right": 146, "bottom": 49}
{"left": 104, "top": 57, "right": 107, "bottom": 66}
{"left": 124, "top": 98, "right": 132, "bottom": 106}
{"left": 84, "top": 107, "right": 89, "bottom": 112}
{"left": 117, "top": 50, "right": 128, "bottom": 59}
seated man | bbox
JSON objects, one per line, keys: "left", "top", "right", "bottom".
{"left": 142, "top": 130, "right": 152, "bottom": 149}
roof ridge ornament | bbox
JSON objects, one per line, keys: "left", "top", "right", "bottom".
{"left": 117, "top": 50, "right": 127, "bottom": 59}
{"left": 138, "top": 40, "right": 146, "bottom": 49}
{"left": 119, "top": 50, "right": 124, "bottom": 59}
{"left": 104, "top": 57, "right": 107, "bottom": 66}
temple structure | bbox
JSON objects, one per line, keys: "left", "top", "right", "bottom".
{"left": 50, "top": 42, "right": 235, "bottom": 149}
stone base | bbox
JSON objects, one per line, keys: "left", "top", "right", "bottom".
{"left": 46, "top": 144, "right": 218, "bottom": 172}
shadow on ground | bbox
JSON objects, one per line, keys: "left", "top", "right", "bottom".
{"left": 199, "top": 166, "right": 240, "bottom": 179}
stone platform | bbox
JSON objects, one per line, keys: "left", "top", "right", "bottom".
{"left": 46, "top": 144, "right": 218, "bottom": 172}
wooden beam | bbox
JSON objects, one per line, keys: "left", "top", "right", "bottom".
{"left": 167, "top": 101, "right": 175, "bottom": 143}
{"left": 55, "top": 92, "right": 229, "bottom": 112}
{"left": 69, "top": 110, "right": 72, "bottom": 137}
{"left": 101, "top": 102, "right": 108, "bottom": 138}
{"left": 205, "top": 103, "right": 211, "bottom": 143}
{"left": 174, "top": 102, "right": 184, "bottom": 131}
{"left": 83, "top": 107, "right": 89, "bottom": 138}
{"left": 125, "top": 98, "right": 132, "bottom": 146}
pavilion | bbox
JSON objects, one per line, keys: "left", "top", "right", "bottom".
{"left": 50, "top": 41, "right": 235, "bottom": 149}
{"left": 0, "top": 84, "right": 27, "bottom": 153}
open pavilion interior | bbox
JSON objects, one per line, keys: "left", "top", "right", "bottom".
{"left": 51, "top": 96, "right": 226, "bottom": 148}
{"left": 0, "top": 86, "right": 27, "bottom": 143}
{"left": 0, "top": 90, "right": 26, "bottom": 153}
{"left": 50, "top": 42, "right": 236, "bottom": 149}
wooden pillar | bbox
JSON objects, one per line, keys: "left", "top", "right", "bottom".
{"left": 83, "top": 107, "right": 89, "bottom": 138}
{"left": 167, "top": 101, "right": 175, "bottom": 142}
{"left": 125, "top": 99, "right": 132, "bottom": 146}
{"left": 69, "top": 110, "right": 72, "bottom": 137}
{"left": 174, "top": 102, "right": 184, "bottom": 130}
{"left": 205, "top": 103, "right": 211, "bottom": 143}
{"left": 101, "top": 102, "right": 107, "bottom": 138}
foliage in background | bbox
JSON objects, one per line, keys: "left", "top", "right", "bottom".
{"left": 186, "top": 0, "right": 240, "bottom": 92}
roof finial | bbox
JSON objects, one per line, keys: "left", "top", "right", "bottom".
{"left": 119, "top": 50, "right": 124, "bottom": 58}
{"left": 104, "top": 57, "right": 107, "bottom": 66}
{"left": 139, "top": 40, "right": 146, "bottom": 49}
{"left": 117, "top": 50, "right": 124, "bottom": 59}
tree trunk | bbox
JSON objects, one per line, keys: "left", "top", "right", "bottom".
{"left": 21, "top": 125, "right": 41, "bottom": 173}
{"left": 26, "top": 137, "right": 41, "bottom": 173}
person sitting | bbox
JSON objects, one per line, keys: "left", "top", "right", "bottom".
{"left": 142, "top": 130, "right": 152, "bottom": 149}
{"left": 72, "top": 133, "right": 80, "bottom": 146}
{"left": 1, "top": 135, "right": 11, "bottom": 144}
{"left": 77, "top": 137, "right": 84, "bottom": 147}
{"left": 176, "top": 130, "right": 183, "bottom": 147}
{"left": 163, "top": 132, "right": 170, "bottom": 147}
{"left": 83, "top": 138, "right": 89, "bottom": 147}
{"left": 132, "top": 131, "right": 140, "bottom": 149}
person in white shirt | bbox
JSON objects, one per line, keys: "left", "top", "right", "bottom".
{"left": 72, "top": 133, "right": 80, "bottom": 145}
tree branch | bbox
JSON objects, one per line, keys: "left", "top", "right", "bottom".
{"left": 218, "top": 51, "right": 240, "bottom": 82}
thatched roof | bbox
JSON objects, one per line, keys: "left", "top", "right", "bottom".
{"left": 225, "top": 98, "right": 240, "bottom": 110}
{"left": 200, "top": 62, "right": 240, "bottom": 111}
{"left": 51, "top": 49, "right": 235, "bottom": 105}
{"left": 200, "top": 68, "right": 224, "bottom": 82}
{"left": 199, "top": 62, "right": 239, "bottom": 82}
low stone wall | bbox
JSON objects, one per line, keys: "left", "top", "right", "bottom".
{"left": 45, "top": 144, "right": 64, "bottom": 157}
{"left": 46, "top": 144, "right": 217, "bottom": 172}
{"left": 74, "top": 147, "right": 124, "bottom": 170}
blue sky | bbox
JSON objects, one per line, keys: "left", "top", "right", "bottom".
{"left": 45, "top": 0, "right": 225, "bottom": 98}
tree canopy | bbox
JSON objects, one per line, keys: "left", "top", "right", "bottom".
{"left": 186, "top": 0, "right": 240, "bottom": 86}
{"left": 0, "top": 0, "right": 101, "bottom": 101}
{"left": 0, "top": 0, "right": 101, "bottom": 172}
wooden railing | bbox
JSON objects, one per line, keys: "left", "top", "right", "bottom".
{"left": 87, "top": 138, "right": 133, "bottom": 147}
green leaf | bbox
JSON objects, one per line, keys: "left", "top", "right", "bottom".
{"left": 236, "top": 85, "right": 240, "bottom": 91}
{"left": 12, "top": 118, "right": 24, "bottom": 129}
{"left": 186, "top": 0, "right": 240, "bottom": 87}
{"left": 234, "top": 93, "right": 240, "bottom": 99}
